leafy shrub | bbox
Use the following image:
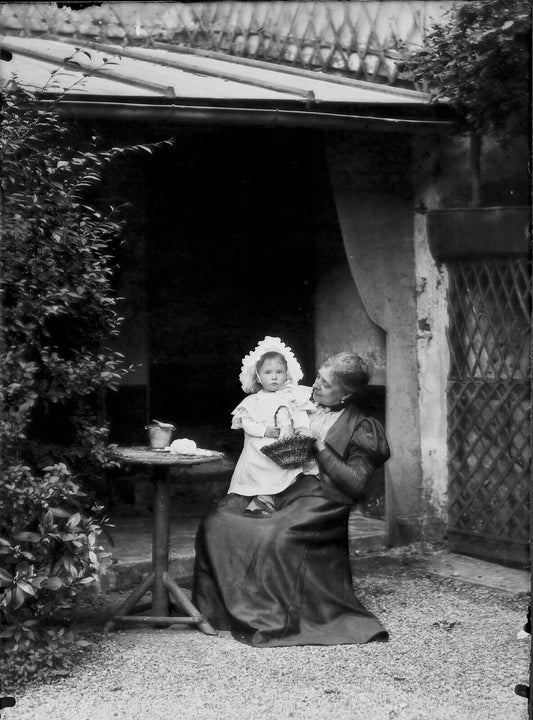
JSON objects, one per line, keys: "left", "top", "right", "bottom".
{"left": 1, "top": 627, "right": 94, "bottom": 687}
{"left": 0, "top": 463, "right": 110, "bottom": 610}
{"left": 0, "top": 81, "right": 172, "bottom": 686}
{"left": 1, "top": 83, "right": 132, "bottom": 481}
{"left": 0, "top": 462, "right": 111, "bottom": 689}
{"left": 401, "top": 0, "right": 531, "bottom": 141}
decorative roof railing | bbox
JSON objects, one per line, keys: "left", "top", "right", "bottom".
{"left": 0, "top": 1, "right": 457, "bottom": 86}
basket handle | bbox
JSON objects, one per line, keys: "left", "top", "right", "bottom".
{"left": 273, "top": 405, "right": 293, "bottom": 431}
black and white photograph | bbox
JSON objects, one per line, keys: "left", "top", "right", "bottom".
{"left": 0, "top": 1, "right": 531, "bottom": 718}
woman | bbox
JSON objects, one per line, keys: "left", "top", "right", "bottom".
{"left": 192, "top": 352, "right": 390, "bottom": 647}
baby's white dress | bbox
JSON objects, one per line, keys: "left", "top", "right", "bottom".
{"left": 227, "top": 384, "right": 315, "bottom": 497}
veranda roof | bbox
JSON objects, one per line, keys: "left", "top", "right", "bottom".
{"left": 0, "top": 35, "right": 455, "bottom": 131}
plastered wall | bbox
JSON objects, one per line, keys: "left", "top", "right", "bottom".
{"left": 325, "top": 131, "right": 423, "bottom": 544}
{"left": 314, "top": 222, "right": 386, "bottom": 385}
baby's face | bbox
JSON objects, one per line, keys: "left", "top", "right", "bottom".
{"left": 257, "top": 358, "right": 288, "bottom": 392}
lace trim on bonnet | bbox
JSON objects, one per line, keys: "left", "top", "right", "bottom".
{"left": 238, "top": 336, "right": 304, "bottom": 394}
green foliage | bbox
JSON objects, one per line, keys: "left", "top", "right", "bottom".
{"left": 401, "top": 0, "right": 531, "bottom": 140}
{"left": 0, "top": 462, "right": 109, "bottom": 688}
{"left": 1, "top": 83, "right": 137, "bottom": 473}
{"left": 0, "top": 463, "right": 110, "bottom": 613}
{"left": 1, "top": 626, "right": 94, "bottom": 687}
{"left": 0, "top": 81, "right": 173, "bottom": 685}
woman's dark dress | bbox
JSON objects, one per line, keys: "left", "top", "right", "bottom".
{"left": 192, "top": 405, "right": 390, "bottom": 647}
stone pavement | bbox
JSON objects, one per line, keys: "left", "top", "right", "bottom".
{"left": 100, "top": 509, "right": 530, "bottom": 597}
{"left": 416, "top": 548, "right": 530, "bottom": 596}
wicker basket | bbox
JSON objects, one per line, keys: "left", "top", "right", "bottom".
{"left": 260, "top": 406, "right": 316, "bottom": 468}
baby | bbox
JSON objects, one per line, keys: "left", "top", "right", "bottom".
{"left": 227, "top": 336, "right": 315, "bottom": 517}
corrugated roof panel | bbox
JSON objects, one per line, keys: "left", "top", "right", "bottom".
{"left": 106, "top": 57, "right": 296, "bottom": 100}
{"left": 1, "top": 35, "right": 431, "bottom": 105}
{"left": 0, "top": 34, "right": 456, "bottom": 132}
{"left": 1, "top": 52, "right": 161, "bottom": 96}
{"left": 2, "top": 53, "right": 57, "bottom": 92}
{"left": 1, "top": 37, "right": 296, "bottom": 99}
{"left": 142, "top": 47, "right": 430, "bottom": 105}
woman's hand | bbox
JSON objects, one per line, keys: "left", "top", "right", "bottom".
{"left": 296, "top": 428, "right": 322, "bottom": 452}
{"left": 264, "top": 426, "right": 280, "bottom": 439}
{"left": 296, "top": 428, "right": 316, "bottom": 439}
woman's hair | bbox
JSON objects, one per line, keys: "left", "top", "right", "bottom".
{"left": 256, "top": 351, "right": 288, "bottom": 372}
{"left": 322, "top": 352, "right": 370, "bottom": 394}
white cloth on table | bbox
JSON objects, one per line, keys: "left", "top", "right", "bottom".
{"left": 227, "top": 384, "right": 315, "bottom": 497}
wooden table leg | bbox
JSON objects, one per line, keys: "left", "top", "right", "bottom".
{"left": 151, "top": 466, "right": 170, "bottom": 618}
{"left": 104, "top": 572, "right": 154, "bottom": 632}
{"left": 106, "top": 457, "right": 218, "bottom": 635}
{"left": 163, "top": 572, "right": 217, "bottom": 635}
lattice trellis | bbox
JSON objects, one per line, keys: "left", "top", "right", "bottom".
{"left": 0, "top": 1, "right": 452, "bottom": 86}
{"left": 447, "top": 258, "right": 531, "bottom": 564}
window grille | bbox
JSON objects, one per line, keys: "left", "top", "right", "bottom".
{"left": 447, "top": 258, "right": 531, "bottom": 565}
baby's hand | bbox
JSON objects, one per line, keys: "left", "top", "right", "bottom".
{"left": 265, "top": 426, "right": 280, "bottom": 439}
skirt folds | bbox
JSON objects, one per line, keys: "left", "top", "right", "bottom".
{"left": 192, "top": 474, "right": 388, "bottom": 647}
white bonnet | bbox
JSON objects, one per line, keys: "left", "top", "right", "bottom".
{"left": 239, "top": 336, "right": 303, "bottom": 394}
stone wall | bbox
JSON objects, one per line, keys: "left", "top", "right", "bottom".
{"left": 324, "top": 126, "right": 530, "bottom": 544}
{"left": 410, "top": 131, "right": 530, "bottom": 541}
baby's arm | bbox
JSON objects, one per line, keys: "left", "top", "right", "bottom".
{"left": 242, "top": 417, "right": 280, "bottom": 438}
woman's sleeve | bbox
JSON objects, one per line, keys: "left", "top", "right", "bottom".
{"left": 316, "top": 418, "right": 390, "bottom": 502}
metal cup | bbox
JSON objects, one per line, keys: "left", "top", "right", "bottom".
{"left": 146, "top": 423, "right": 175, "bottom": 449}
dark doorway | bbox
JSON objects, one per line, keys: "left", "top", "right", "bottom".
{"left": 145, "top": 127, "right": 334, "bottom": 441}
{"left": 104, "top": 123, "right": 386, "bottom": 518}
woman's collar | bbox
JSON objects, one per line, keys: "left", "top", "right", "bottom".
{"left": 315, "top": 401, "right": 347, "bottom": 413}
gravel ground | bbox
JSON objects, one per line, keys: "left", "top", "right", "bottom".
{"left": 3, "top": 553, "right": 530, "bottom": 720}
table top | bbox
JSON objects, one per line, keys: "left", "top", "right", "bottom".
{"left": 108, "top": 445, "right": 226, "bottom": 466}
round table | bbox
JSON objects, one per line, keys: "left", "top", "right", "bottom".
{"left": 104, "top": 445, "right": 226, "bottom": 634}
